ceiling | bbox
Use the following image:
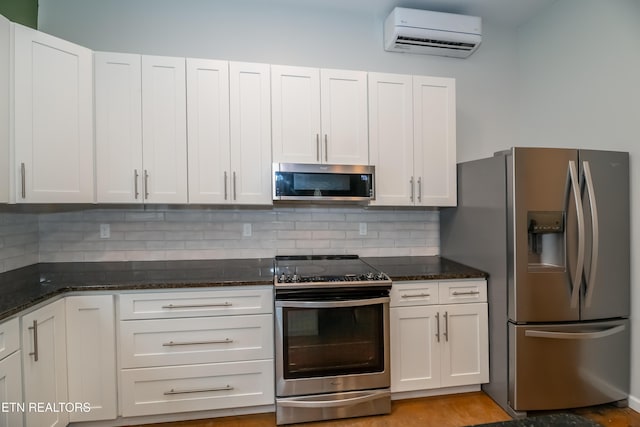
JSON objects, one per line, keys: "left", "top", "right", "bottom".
{"left": 267, "top": 0, "right": 556, "bottom": 27}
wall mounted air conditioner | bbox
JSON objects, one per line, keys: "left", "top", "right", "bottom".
{"left": 384, "top": 7, "right": 482, "bottom": 58}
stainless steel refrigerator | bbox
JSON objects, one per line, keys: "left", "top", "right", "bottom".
{"left": 441, "top": 147, "right": 630, "bottom": 418}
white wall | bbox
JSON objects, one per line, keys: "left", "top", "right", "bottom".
{"left": 515, "top": 0, "right": 640, "bottom": 410}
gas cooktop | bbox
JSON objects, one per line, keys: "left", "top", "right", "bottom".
{"left": 273, "top": 255, "right": 391, "bottom": 288}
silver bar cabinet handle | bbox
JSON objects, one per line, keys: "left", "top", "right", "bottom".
{"left": 161, "top": 302, "right": 232, "bottom": 309}
{"left": 443, "top": 311, "right": 449, "bottom": 342}
{"left": 233, "top": 172, "right": 237, "bottom": 200}
{"left": 163, "top": 338, "right": 233, "bottom": 347}
{"left": 28, "top": 320, "right": 38, "bottom": 362}
{"left": 316, "top": 134, "right": 320, "bottom": 162}
{"left": 224, "top": 171, "right": 228, "bottom": 200}
{"left": 164, "top": 385, "right": 233, "bottom": 396}
{"left": 452, "top": 291, "right": 481, "bottom": 296}
{"left": 582, "top": 161, "right": 599, "bottom": 308}
{"left": 144, "top": 169, "right": 150, "bottom": 199}
{"left": 401, "top": 293, "right": 431, "bottom": 299}
{"left": 20, "top": 163, "right": 26, "bottom": 199}
{"left": 435, "top": 312, "right": 440, "bottom": 343}
{"left": 410, "top": 177, "right": 415, "bottom": 202}
{"left": 134, "top": 169, "right": 140, "bottom": 199}
{"left": 417, "top": 176, "right": 422, "bottom": 203}
{"left": 324, "top": 134, "right": 328, "bottom": 162}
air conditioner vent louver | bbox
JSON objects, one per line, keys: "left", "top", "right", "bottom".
{"left": 384, "top": 8, "right": 482, "bottom": 58}
{"left": 396, "top": 36, "right": 476, "bottom": 51}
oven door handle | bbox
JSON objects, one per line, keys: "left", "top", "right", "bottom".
{"left": 275, "top": 297, "right": 389, "bottom": 309}
{"left": 277, "top": 390, "right": 390, "bottom": 409}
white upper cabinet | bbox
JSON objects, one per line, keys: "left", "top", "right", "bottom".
{"left": 97, "top": 53, "right": 190, "bottom": 204}
{"left": 228, "top": 62, "right": 272, "bottom": 204}
{"left": 0, "top": 15, "right": 8, "bottom": 203}
{"left": 368, "top": 72, "right": 414, "bottom": 206}
{"left": 413, "top": 75, "right": 456, "bottom": 206}
{"left": 369, "top": 73, "right": 456, "bottom": 206}
{"left": 141, "top": 55, "right": 188, "bottom": 203}
{"left": 187, "top": 59, "right": 272, "bottom": 205}
{"left": 186, "top": 58, "right": 231, "bottom": 204}
{"left": 95, "top": 51, "right": 144, "bottom": 203}
{"left": 13, "top": 23, "right": 94, "bottom": 203}
{"left": 272, "top": 65, "right": 368, "bottom": 165}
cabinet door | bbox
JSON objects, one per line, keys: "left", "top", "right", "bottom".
{"left": 439, "top": 303, "right": 489, "bottom": 388}
{"left": 95, "top": 51, "right": 144, "bottom": 203}
{"left": 229, "top": 62, "right": 272, "bottom": 205}
{"left": 320, "top": 69, "right": 369, "bottom": 165}
{"left": 22, "top": 299, "right": 68, "bottom": 427}
{"left": 141, "top": 55, "right": 188, "bottom": 203}
{"left": 13, "top": 23, "right": 94, "bottom": 203}
{"left": 0, "top": 351, "right": 23, "bottom": 427}
{"left": 413, "top": 76, "right": 456, "bottom": 206}
{"left": 390, "top": 305, "right": 441, "bottom": 392}
{"left": 66, "top": 295, "right": 117, "bottom": 422}
{"left": 271, "top": 65, "right": 321, "bottom": 164}
{"left": 0, "top": 15, "right": 8, "bottom": 203}
{"left": 186, "top": 58, "right": 231, "bottom": 204}
{"left": 368, "top": 72, "right": 414, "bottom": 206}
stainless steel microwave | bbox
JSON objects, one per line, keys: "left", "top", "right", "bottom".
{"left": 273, "top": 163, "right": 375, "bottom": 202}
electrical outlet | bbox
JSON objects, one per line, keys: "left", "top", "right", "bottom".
{"left": 243, "top": 223, "right": 252, "bottom": 237}
{"left": 100, "top": 223, "right": 110, "bottom": 239}
{"left": 359, "top": 223, "right": 367, "bottom": 236}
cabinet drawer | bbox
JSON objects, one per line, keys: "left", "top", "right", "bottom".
{"left": 119, "top": 287, "right": 273, "bottom": 320}
{"left": 390, "top": 282, "right": 439, "bottom": 307}
{"left": 0, "top": 317, "right": 20, "bottom": 361}
{"left": 120, "top": 359, "right": 274, "bottom": 417}
{"left": 120, "top": 314, "right": 274, "bottom": 368}
{"left": 439, "top": 280, "right": 487, "bottom": 304}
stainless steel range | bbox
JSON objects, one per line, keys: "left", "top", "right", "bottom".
{"left": 273, "top": 255, "right": 392, "bottom": 425}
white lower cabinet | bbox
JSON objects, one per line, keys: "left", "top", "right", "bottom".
{"left": 21, "top": 298, "right": 69, "bottom": 427}
{"left": 118, "top": 287, "right": 275, "bottom": 418}
{"left": 120, "top": 359, "right": 274, "bottom": 417}
{"left": 65, "top": 295, "right": 117, "bottom": 422}
{"left": 0, "top": 317, "right": 22, "bottom": 427}
{"left": 390, "top": 280, "right": 488, "bottom": 393}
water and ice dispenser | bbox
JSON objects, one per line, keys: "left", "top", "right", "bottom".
{"left": 527, "top": 211, "right": 565, "bottom": 271}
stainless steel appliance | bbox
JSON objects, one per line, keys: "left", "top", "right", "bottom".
{"left": 273, "top": 163, "right": 375, "bottom": 202}
{"left": 441, "top": 147, "right": 630, "bottom": 418}
{"left": 273, "top": 255, "right": 391, "bottom": 425}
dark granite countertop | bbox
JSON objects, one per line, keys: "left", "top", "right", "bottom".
{"left": 364, "top": 256, "right": 488, "bottom": 282}
{"left": 0, "top": 259, "right": 274, "bottom": 321}
{"left": 0, "top": 256, "right": 487, "bottom": 321}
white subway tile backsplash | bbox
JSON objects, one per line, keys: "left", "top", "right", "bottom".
{"left": 0, "top": 206, "right": 440, "bottom": 270}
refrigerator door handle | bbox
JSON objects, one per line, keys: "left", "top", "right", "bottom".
{"left": 582, "top": 161, "right": 599, "bottom": 308}
{"left": 524, "top": 324, "right": 625, "bottom": 340}
{"left": 565, "top": 160, "right": 585, "bottom": 309}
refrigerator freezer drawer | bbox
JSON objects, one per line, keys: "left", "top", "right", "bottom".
{"left": 509, "top": 319, "right": 629, "bottom": 411}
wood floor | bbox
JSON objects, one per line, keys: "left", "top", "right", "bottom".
{"left": 134, "top": 392, "right": 640, "bottom": 427}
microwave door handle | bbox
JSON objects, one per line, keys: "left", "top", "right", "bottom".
{"left": 565, "top": 160, "right": 585, "bottom": 309}
{"left": 582, "top": 161, "right": 599, "bottom": 308}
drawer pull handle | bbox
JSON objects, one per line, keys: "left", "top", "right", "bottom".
{"left": 161, "top": 302, "right": 233, "bottom": 309}
{"left": 164, "top": 385, "right": 233, "bottom": 395}
{"left": 401, "top": 293, "right": 431, "bottom": 298}
{"left": 163, "top": 338, "right": 233, "bottom": 347}
{"left": 452, "top": 291, "right": 480, "bottom": 296}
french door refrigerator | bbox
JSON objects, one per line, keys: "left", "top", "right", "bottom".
{"left": 441, "top": 147, "right": 630, "bottom": 418}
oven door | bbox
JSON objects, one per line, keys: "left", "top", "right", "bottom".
{"left": 275, "top": 292, "right": 390, "bottom": 397}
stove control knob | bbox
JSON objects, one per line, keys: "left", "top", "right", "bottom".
{"left": 292, "top": 274, "right": 300, "bottom": 283}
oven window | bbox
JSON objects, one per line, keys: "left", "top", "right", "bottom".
{"left": 282, "top": 304, "right": 385, "bottom": 379}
